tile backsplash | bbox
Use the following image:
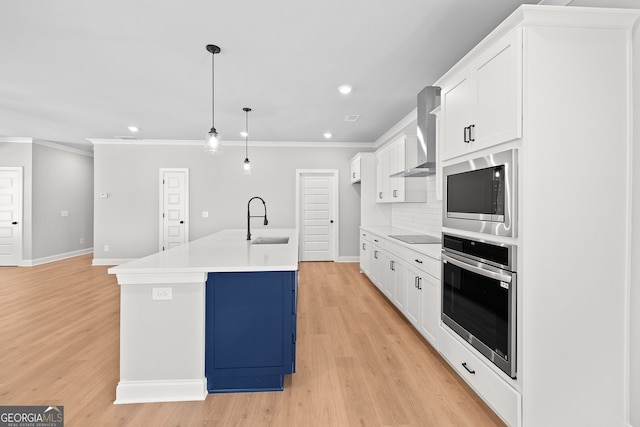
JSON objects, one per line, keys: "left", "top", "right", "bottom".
{"left": 391, "top": 175, "right": 442, "bottom": 235}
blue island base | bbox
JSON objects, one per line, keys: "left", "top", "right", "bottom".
{"left": 207, "top": 375, "right": 285, "bottom": 393}
{"left": 205, "top": 271, "right": 298, "bottom": 394}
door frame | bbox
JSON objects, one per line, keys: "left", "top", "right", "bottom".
{"left": 295, "top": 169, "right": 339, "bottom": 261}
{"left": 0, "top": 167, "right": 23, "bottom": 266}
{"left": 158, "top": 168, "right": 190, "bottom": 252}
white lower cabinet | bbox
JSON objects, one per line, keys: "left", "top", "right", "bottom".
{"left": 439, "top": 326, "right": 521, "bottom": 427}
{"left": 359, "top": 229, "right": 440, "bottom": 352}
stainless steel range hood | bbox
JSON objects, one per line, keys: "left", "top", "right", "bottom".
{"left": 391, "top": 86, "right": 440, "bottom": 177}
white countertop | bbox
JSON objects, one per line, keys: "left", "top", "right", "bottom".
{"left": 108, "top": 228, "right": 299, "bottom": 275}
{"left": 360, "top": 225, "right": 442, "bottom": 260}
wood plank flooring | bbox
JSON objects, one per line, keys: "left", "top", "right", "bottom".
{"left": 0, "top": 255, "right": 504, "bottom": 426}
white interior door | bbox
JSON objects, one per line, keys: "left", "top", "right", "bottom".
{"left": 298, "top": 171, "right": 337, "bottom": 262}
{"left": 159, "top": 168, "right": 189, "bottom": 251}
{"left": 0, "top": 167, "right": 23, "bottom": 266}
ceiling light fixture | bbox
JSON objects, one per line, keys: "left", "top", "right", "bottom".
{"left": 243, "top": 107, "right": 252, "bottom": 174}
{"left": 338, "top": 85, "right": 352, "bottom": 95}
{"left": 127, "top": 126, "right": 139, "bottom": 133}
{"left": 323, "top": 132, "right": 332, "bottom": 139}
{"left": 204, "top": 44, "right": 222, "bottom": 154}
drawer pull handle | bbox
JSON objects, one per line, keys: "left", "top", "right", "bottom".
{"left": 414, "top": 259, "right": 423, "bottom": 264}
{"left": 462, "top": 362, "right": 476, "bottom": 375}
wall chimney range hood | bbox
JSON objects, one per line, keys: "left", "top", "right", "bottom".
{"left": 392, "top": 86, "right": 441, "bottom": 177}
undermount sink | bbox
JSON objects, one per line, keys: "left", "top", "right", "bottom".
{"left": 251, "top": 236, "right": 290, "bottom": 245}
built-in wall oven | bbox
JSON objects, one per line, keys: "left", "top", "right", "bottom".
{"left": 443, "top": 149, "right": 517, "bottom": 237}
{"left": 441, "top": 233, "right": 517, "bottom": 378}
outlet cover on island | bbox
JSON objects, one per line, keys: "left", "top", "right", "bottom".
{"left": 152, "top": 288, "right": 172, "bottom": 301}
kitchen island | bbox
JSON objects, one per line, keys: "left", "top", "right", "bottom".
{"left": 108, "top": 228, "right": 299, "bottom": 404}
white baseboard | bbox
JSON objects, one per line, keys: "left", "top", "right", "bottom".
{"left": 337, "top": 256, "right": 359, "bottom": 263}
{"left": 22, "top": 248, "right": 93, "bottom": 266}
{"left": 114, "top": 379, "right": 207, "bottom": 404}
{"left": 92, "top": 258, "right": 133, "bottom": 266}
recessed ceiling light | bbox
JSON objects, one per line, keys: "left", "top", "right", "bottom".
{"left": 240, "top": 131, "right": 248, "bottom": 137}
{"left": 338, "top": 85, "right": 352, "bottom": 95}
{"left": 344, "top": 115, "right": 360, "bottom": 122}
{"left": 127, "top": 126, "right": 140, "bottom": 133}
{"left": 323, "top": 132, "right": 332, "bottom": 139}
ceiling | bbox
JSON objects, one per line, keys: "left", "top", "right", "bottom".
{"left": 0, "top": 0, "right": 564, "bottom": 152}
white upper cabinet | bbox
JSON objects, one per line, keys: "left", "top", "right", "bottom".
{"left": 441, "top": 29, "right": 522, "bottom": 160}
{"left": 375, "top": 134, "right": 427, "bottom": 203}
{"left": 350, "top": 154, "right": 362, "bottom": 184}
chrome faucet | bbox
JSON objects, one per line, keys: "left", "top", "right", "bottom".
{"left": 247, "top": 196, "right": 268, "bottom": 240}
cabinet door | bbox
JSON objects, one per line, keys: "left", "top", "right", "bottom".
{"left": 375, "top": 152, "right": 386, "bottom": 202}
{"left": 389, "top": 141, "right": 405, "bottom": 201}
{"left": 405, "top": 265, "right": 422, "bottom": 329}
{"left": 369, "top": 246, "right": 384, "bottom": 291}
{"left": 392, "top": 259, "right": 407, "bottom": 312}
{"left": 350, "top": 156, "right": 361, "bottom": 183}
{"left": 382, "top": 254, "right": 397, "bottom": 300}
{"left": 473, "top": 29, "right": 522, "bottom": 150}
{"left": 441, "top": 72, "right": 474, "bottom": 160}
{"left": 359, "top": 237, "right": 370, "bottom": 276}
{"left": 419, "top": 272, "right": 439, "bottom": 349}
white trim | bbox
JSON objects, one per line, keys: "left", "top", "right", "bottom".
{"left": 109, "top": 272, "right": 207, "bottom": 286}
{"left": 537, "top": 0, "right": 570, "bottom": 5}
{"left": 295, "top": 169, "right": 340, "bottom": 262}
{"left": 89, "top": 138, "right": 374, "bottom": 149}
{"left": 159, "top": 168, "right": 190, "bottom": 252}
{"left": 0, "top": 137, "right": 32, "bottom": 143}
{"left": 337, "top": 256, "right": 359, "bottom": 263}
{"left": 374, "top": 108, "right": 417, "bottom": 148}
{"left": 92, "top": 258, "right": 133, "bottom": 266}
{"left": 114, "top": 379, "right": 207, "bottom": 404}
{"left": 34, "top": 140, "right": 94, "bottom": 157}
{"left": 22, "top": 248, "right": 93, "bottom": 266}
{"left": 0, "top": 167, "right": 23, "bottom": 266}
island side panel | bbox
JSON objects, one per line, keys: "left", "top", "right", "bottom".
{"left": 205, "top": 271, "right": 297, "bottom": 393}
{"left": 115, "top": 272, "right": 207, "bottom": 404}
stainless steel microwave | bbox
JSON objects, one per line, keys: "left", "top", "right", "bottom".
{"left": 443, "top": 149, "right": 517, "bottom": 237}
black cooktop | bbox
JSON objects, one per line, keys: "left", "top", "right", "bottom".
{"left": 389, "top": 234, "right": 442, "bottom": 245}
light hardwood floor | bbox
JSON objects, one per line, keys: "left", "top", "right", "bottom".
{"left": 0, "top": 255, "right": 504, "bottom": 426}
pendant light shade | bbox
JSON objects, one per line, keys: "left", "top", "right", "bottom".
{"left": 205, "top": 44, "right": 222, "bottom": 154}
{"left": 243, "top": 107, "right": 252, "bottom": 174}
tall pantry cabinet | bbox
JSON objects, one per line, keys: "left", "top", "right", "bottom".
{"left": 435, "top": 6, "right": 639, "bottom": 426}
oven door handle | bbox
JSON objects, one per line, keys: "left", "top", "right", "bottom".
{"left": 442, "top": 253, "right": 512, "bottom": 283}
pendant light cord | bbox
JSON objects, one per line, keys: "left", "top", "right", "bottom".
{"left": 211, "top": 52, "right": 215, "bottom": 132}
{"left": 245, "top": 110, "right": 249, "bottom": 158}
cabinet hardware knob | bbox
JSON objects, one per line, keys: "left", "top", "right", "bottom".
{"left": 379, "top": 192, "right": 383, "bottom": 199}
{"left": 353, "top": 172, "right": 356, "bottom": 178}
{"left": 463, "top": 126, "right": 469, "bottom": 143}
{"left": 462, "top": 362, "right": 476, "bottom": 374}
{"left": 469, "top": 124, "right": 476, "bottom": 142}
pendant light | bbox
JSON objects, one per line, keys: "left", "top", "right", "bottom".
{"left": 243, "top": 107, "right": 252, "bottom": 174}
{"left": 204, "top": 44, "right": 222, "bottom": 154}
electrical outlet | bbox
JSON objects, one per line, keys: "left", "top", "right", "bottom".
{"left": 104, "top": 245, "right": 109, "bottom": 252}
{"left": 202, "top": 211, "right": 209, "bottom": 218}
{"left": 152, "top": 288, "right": 172, "bottom": 301}
{"left": 61, "top": 210, "right": 69, "bottom": 217}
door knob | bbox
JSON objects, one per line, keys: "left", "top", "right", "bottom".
{"left": 12, "top": 221, "right": 18, "bottom": 225}
{"left": 179, "top": 220, "right": 184, "bottom": 224}
{"left": 330, "top": 220, "right": 334, "bottom": 223}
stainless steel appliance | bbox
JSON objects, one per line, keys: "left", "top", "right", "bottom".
{"left": 443, "top": 149, "right": 517, "bottom": 237}
{"left": 441, "top": 233, "right": 517, "bottom": 378}
{"left": 391, "top": 86, "right": 440, "bottom": 177}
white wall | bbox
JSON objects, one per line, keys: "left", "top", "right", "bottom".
{"left": 93, "top": 143, "right": 363, "bottom": 262}
{"left": 32, "top": 143, "right": 94, "bottom": 260}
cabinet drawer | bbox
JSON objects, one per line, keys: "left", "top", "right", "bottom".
{"left": 404, "top": 249, "right": 440, "bottom": 279}
{"left": 439, "top": 326, "right": 521, "bottom": 427}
